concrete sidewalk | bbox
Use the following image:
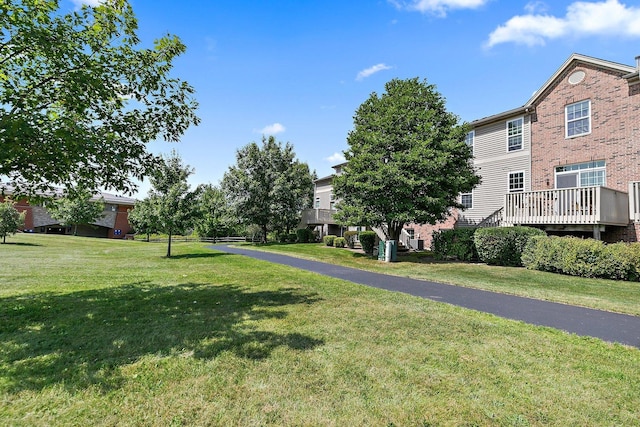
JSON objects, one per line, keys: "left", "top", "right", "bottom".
{"left": 211, "top": 245, "right": 640, "bottom": 348}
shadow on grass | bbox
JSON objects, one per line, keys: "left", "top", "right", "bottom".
{"left": 0, "top": 242, "right": 42, "bottom": 246}
{"left": 167, "top": 252, "right": 232, "bottom": 260}
{"left": 0, "top": 282, "right": 323, "bottom": 393}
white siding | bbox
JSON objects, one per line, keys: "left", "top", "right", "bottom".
{"left": 459, "top": 115, "right": 531, "bottom": 226}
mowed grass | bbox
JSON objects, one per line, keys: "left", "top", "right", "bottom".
{"left": 248, "top": 243, "right": 640, "bottom": 316}
{"left": 0, "top": 234, "right": 638, "bottom": 425}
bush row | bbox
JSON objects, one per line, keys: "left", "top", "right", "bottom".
{"left": 522, "top": 236, "right": 640, "bottom": 281}
{"left": 431, "top": 226, "right": 544, "bottom": 266}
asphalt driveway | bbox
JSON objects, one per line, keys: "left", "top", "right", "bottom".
{"left": 211, "top": 244, "right": 640, "bottom": 348}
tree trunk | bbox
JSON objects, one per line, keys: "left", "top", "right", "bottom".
{"left": 2, "top": 234, "right": 5, "bottom": 244}
{"left": 388, "top": 222, "right": 404, "bottom": 243}
{"left": 73, "top": 224, "right": 78, "bottom": 236}
{"left": 167, "top": 230, "right": 172, "bottom": 257}
{"left": 261, "top": 224, "right": 268, "bottom": 243}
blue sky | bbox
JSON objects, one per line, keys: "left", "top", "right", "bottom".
{"left": 68, "top": 0, "right": 640, "bottom": 196}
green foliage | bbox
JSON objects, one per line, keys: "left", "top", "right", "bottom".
{"left": 0, "top": 0, "right": 199, "bottom": 196}
{"left": 358, "top": 231, "right": 377, "bottom": 255}
{"left": 194, "top": 184, "right": 236, "bottom": 239}
{"left": 474, "top": 226, "right": 545, "bottom": 267}
{"left": 147, "top": 151, "right": 201, "bottom": 257}
{"left": 333, "top": 237, "right": 346, "bottom": 248}
{"left": 127, "top": 198, "right": 158, "bottom": 241}
{"left": 296, "top": 228, "right": 314, "bottom": 243}
{"left": 222, "top": 136, "right": 314, "bottom": 243}
{"left": 323, "top": 235, "right": 336, "bottom": 247}
{"left": 431, "top": 228, "right": 478, "bottom": 261}
{"left": 48, "top": 188, "right": 105, "bottom": 236}
{"left": 522, "top": 236, "right": 640, "bottom": 281}
{"left": 343, "top": 231, "right": 359, "bottom": 249}
{"left": 0, "top": 198, "right": 25, "bottom": 243}
{"left": 333, "top": 77, "right": 480, "bottom": 242}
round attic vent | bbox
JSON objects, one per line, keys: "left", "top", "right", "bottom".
{"left": 568, "top": 70, "right": 586, "bottom": 85}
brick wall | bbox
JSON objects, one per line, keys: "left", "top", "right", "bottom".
{"left": 531, "top": 61, "right": 640, "bottom": 241}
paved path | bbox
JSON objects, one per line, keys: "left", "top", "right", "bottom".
{"left": 211, "top": 245, "right": 640, "bottom": 348}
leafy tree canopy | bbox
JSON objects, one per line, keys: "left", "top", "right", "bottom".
{"left": 48, "top": 187, "right": 105, "bottom": 236}
{"left": 0, "top": 0, "right": 200, "bottom": 196}
{"left": 222, "top": 136, "right": 314, "bottom": 243}
{"left": 147, "top": 151, "right": 200, "bottom": 257}
{"left": 0, "top": 198, "right": 26, "bottom": 243}
{"left": 333, "top": 77, "right": 480, "bottom": 242}
{"left": 194, "top": 183, "right": 236, "bottom": 240}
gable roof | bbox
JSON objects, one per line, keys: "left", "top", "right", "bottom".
{"left": 471, "top": 53, "right": 639, "bottom": 127}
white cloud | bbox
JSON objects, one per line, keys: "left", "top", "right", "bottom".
{"left": 356, "top": 63, "right": 393, "bottom": 81}
{"left": 486, "top": 0, "right": 640, "bottom": 48}
{"left": 259, "top": 123, "right": 286, "bottom": 135}
{"left": 325, "top": 152, "right": 346, "bottom": 164}
{"left": 389, "top": 0, "right": 489, "bottom": 17}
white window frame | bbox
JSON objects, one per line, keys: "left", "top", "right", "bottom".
{"left": 565, "top": 100, "right": 591, "bottom": 138}
{"left": 460, "top": 192, "right": 473, "bottom": 209}
{"left": 555, "top": 160, "right": 605, "bottom": 188}
{"left": 508, "top": 170, "right": 525, "bottom": 193}
{"left": 506, "top": 117, "right": 524, "bottom": 152}
{"left": 314, "top": 197, "right": 320, "bottom": 208}
{"left": 465, "top": 130, "right": 474, "bottom": 153}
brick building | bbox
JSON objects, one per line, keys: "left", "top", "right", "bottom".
{"left": 2, "top": 188, "right": 136, "bottom": 239}
{"left": 303, "top": 53, "right": 640, "bottom": 247}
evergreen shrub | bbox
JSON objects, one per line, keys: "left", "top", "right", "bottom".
{"left": 323, "top": 235, "right": 336, "bottom": 247}
{"left": 431, "top": 228, "right": 478, "bottom": 261}
{"left": 344, "top": 231, "right": 359, "bottom": 249}
{"left": 474, "top": 226, "right": 545, "bottom": 266}
{"left": 359, "top": 231, "right": 377, "bottom": 255}
{"left": 334, "top": 237, "right": 346, "bottom": 248}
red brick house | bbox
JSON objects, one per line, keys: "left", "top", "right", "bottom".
{"left": 1, "top": 188, "right": 136, "bottom": 239}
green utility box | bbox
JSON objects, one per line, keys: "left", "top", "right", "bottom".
{"left": 377, "top": 240, "right": 397, "bottom": 262}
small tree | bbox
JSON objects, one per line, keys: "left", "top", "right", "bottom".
{"left": 194, "top": 184, "right": 235, "bottom": 240}
{"left": 128, "top": 197, "right": 159, "bottom": 242}
{"left": 0, "top": 199, "right": 26, "bottom": 243}
{"left": 48, "top": 188, "right": 105, "bottom": 236}
{"left": 148, "top": 151, "right": 200, "bottom": 257}
{"left": 333, "top": 78, "right": 480, "bottom": 242}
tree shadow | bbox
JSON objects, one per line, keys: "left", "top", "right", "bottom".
{"left": 0, "top": 282, "right": 323, "bottom": 394}
{"left": 0, "top": 242, "right": 42, "bottom": 246}
{"left": 167, "top": 252, "right": 232, "bottom": 260}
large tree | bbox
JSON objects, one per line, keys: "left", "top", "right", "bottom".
{"left": 194, "top": 184, "right": 236, "bottom": 241}
{"left": 48, "top": 188, "right": 105, "bottom": 236}
{"left": 222, "top": 136, "right": 314, "bottom": 243}
{"left": 147, "top": 151, "right": 200, "bottom": 257}
{"left": 0, "top": 0, "right": 199, "bottom": 196}
{"left": 333, "top": 77, "right": 480, "bottom": 242}
{"left": 0, "top": 199, "right": 26, "bottom": 243}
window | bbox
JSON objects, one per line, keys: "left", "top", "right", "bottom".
{"left": 509, "top": 171, "right": 525, "bottom": 192}
{"left": 405, "top": 228, "right": 415, "bottom": 239}
{"left": 555, "top": 160, "right": 605, "bottom": 188}
{"left": 507, "top": 118, "right": 523, "bottom": 151}
{"left": 460, "top": 193, "right": 473, "bottom": 209}
{"left": 314, "top": 197, "right": 320, "bottom": 208}
{"left": 566, "top": 100, "right": 590, "bottom": 137}
{"left": 465, "top": 131, "right": 474, "bottom": 150}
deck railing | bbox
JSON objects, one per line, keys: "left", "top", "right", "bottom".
{"left": 299, "top": 208, "right": 337, "bottom": 225}
{"left": 503, "top": 186, "right": 629, "bottom": 226}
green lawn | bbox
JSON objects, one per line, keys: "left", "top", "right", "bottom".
{"left": 1, "top": 234, "right": 639, "bottom": 425}
{"left": 246, "top": 242, "right": 640, "bottom": 316}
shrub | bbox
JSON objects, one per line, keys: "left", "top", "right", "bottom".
{"left": 359, "top": 231, "right": 377, "bottom": 255}
{"left": 323, "top": 235, "right": 336, "bottom": 247}
{"left": 277, "top": 233, "right": 289, "bottom": 243}
{"left": 287, "top": 233, "right": 297, "bottom": 243}
{"left": 522, "top": 237, "right": 640, "bottom": 281}
{"left": 474, "top": 226, "right": 545, "bottom": 267}
{"left": 334, "top": 237, "right": 346, "bottom": 248}
{"left": 343, "top": 231, "right": 359, "bottom": 249}
{"left": 431, "top": 228, "right": 478, "bottom": 261}
{"left": 296, "top": 228, "right": 315, "bottom": 243}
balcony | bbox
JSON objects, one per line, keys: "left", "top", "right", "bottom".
{"left": 503, "top": 186, "right": 629, "bottom": 227}
{"left": 299, "top": 208, "right": 337, "bottom": 226}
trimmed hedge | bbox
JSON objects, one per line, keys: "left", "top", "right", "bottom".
{"left": 344, "top": 231, "right": 359, "bottom": 249}
{"left": 334, "top": 237, "right": 346, "bottom": 248}
{"left": 359, "top": 231, "right": 377, "bottom": 255}
{"left": 323, "top": 235, "right": 336, "bottom": 247}
{"left": 296, "top": 228, "right": 314, "bottom": 243}
{"left": 522, "top": 236, "right": 640, "bottom": 281}
{"left": 431, "top": 228, "right": 478, "bottom": 261}
{"left": 474, "top": 226, "right": 545, "bottom": 267}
